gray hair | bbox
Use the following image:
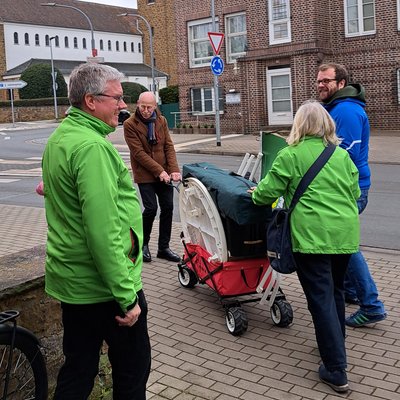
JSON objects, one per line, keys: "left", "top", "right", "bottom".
{"left": 69, "top": 63, "right": 125, "bottom": 107}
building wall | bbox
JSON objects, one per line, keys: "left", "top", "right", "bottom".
{"left": 4, "top": 22, "right": 143, "bottom": 70}
{"left": 137, "top": 0, "right": 178, "bottom": 87}
{"left": 0, "top": 24, "right": 7, "bottom": 101}
{"left": 174, "top": 0, "right": 400, "bottom": 133}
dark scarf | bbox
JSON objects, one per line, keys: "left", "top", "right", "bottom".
{"left": 136, "top": 109, "right": 158, "bottom": 145}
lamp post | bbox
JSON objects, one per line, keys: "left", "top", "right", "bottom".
{"left": 41, "top": 3, "right": 97, "bottom": 57}
{"left": 118, "top": 13, "right": 156, "bottom": 94}
{"left": 49, "top": 36, "right": 58, "bottom": 120}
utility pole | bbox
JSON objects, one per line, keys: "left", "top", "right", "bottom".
{"left": 211, "top": 0, "right": 221, "bottom": 146}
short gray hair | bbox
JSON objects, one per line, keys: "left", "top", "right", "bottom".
{"left": 69, "top": 63, "right": 125, "bottom": 107}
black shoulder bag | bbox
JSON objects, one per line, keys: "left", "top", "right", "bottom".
{"left": 266, "top": 143, "right": 336, "bottom": 274}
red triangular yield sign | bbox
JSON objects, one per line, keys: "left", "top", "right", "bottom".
{"left": 208, "top": 32, "right": 224, "bottom": 55}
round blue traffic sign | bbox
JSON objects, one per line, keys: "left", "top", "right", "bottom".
{"left": 210, "top": 56, "right": 224, "bottom": 76}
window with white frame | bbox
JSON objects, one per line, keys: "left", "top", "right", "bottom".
{"left": 345, "top": 0, "right": 375, "bottom": 36}
{"left": 74, "top": 37, "right": 78, "bottom": 49}
{"left": 398, "top": 0, "right": 400, "bottom": 30}
{"left": 268, "top": 0, "right": 291, "bottom": 45}
{"left": 24, "top": 33, "right": 29, "bottom": 45}
{"left": 225, "top": 12, "right": 247, "bottom": 63}
{"left": 188, "top": 18, "right": 218, "bottom": 68}
{"left": 35, "top": 34, "right": 40, "bottom": 46}
{"left": 64, "top": 36, "right": 69, "bottom": 48}
{"left": 191, "top": 87, "right": 224, "bottom": 114}
{"left": 83, "top": 38, "right": 87, "bottom": 49}
{"left": 14, "top": 32, "right": 19, "bottom": 45}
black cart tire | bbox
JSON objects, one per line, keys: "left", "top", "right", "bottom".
{"left": 225, "top": 307, "right": 248, "bottom": 336}
{"left": 178, "top": 265, "right": 198, "bottom": 288}
{"left": 0, "top": 331, "right": 48, "bottom": 399}
{"left": 270, "top": 299, "right": 293, "bottom": 327}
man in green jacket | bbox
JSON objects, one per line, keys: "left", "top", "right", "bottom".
{"left": 42, "top": 63, "right": 151, "bottom": 399}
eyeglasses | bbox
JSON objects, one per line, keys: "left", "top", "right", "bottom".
{"left": 316, "top": 78, "right": 337, "bottom": 85}
{"left": 96, "top": 93, "right": 126, "bottom": 104}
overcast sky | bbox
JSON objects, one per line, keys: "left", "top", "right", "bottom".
{"left": 79, "top": 0, "right": 137, "bottom": 8}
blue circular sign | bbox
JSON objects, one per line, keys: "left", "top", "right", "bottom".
{"left": 210, "top": 56, "right": 224, "bottom": 76}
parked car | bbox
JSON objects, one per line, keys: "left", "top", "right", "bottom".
{"left": 118, "top": 109, "right": 131, "bottom": 125}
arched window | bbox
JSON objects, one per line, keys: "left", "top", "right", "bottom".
{"left": 108, "top": 40, "right": 112, "bottom": 51}
{"left": 100, "top": 39, "right": 104, "bottom": 50}
{"left": 24, "top": 33, "right": 29, "bottom": 45}
{"left": 14, "top": 32, "right": 19, "bottom": 45}
{"left": 116, "top": 41, "right": 120, "bottom": 51}
{"left": 130, "top": 42, "right": 134, "bottom": 52}
{"left": 82, "top": 38, "right": 87, "bottom": 49}
{"left": 138, "top": 43, "right": 141, "bottom": 53}
{"left": 74, "top": 37, "right": 78, "bottom": 48}
{"left": 45, "top": 35, "right": 49, "bottom": 46}
{"left": 64, "top": 36, "right": 69, "bottom": 48}
{"left": 35, "top": 34, "right": 40, "bottom": 46}
{"left": 123, "top": 41, "right": 127, "bottom": 52}
{"left": 55, "top": 36, "right": 59, "bottom": 47}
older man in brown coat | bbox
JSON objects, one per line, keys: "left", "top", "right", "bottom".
{"left": 124, "top": 91, "right": 182, "bottom": 263}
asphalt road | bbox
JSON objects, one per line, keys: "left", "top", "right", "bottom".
{"left": 0, "top": 127, "right": 399, "bottom": 251}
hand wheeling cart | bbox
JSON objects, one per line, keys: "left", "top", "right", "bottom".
{"left": 177, "top": 163, "right": 293, "bottom": 336}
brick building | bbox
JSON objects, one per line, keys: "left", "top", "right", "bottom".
{"left": 137, "top": 0, "right": 178, "bottom": 86}
{"left": 144, "top": 0, "right": 400, "bottom": 133}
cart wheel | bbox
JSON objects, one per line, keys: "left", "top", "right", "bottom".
{"left": 225, "top": 307, "right": 248, "bottom": 336}
{"left": 178, "top": 265, "right": 198, "bottom": 288}
{"left": 270, "top": 299, "right": 293, "bottom": 327}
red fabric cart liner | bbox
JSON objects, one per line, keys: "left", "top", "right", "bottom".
{"left": 184, "top": 243, "right": 272, "bottom": 297}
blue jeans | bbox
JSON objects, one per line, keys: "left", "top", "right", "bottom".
{"left": 344, "top": 189, "right": 386, "bottom": 315}
{"left": 294, "top": 253, "right": 349, "bottom": 370}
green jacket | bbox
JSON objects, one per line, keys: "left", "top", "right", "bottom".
{"left": 42, "top": 107, "right": 143, "bottom": 312}
{"left": 252, "top": 137, "right": 360, "bottom": 254}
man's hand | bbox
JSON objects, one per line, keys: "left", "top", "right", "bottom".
{"left": 247, "top": 186, "right": 257, "bottom": 194}
{"left": 159, "top": 171, "right": 170, "bottom": 183}
{"left": 115, "top": 303, "right": 141, "bottom": 327}
{"left": 170, "top": 172, "right": 181, "bottom": 182}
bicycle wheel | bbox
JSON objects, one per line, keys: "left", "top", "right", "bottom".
{"left": 0, "top": 330, "right": 48, "bottom": 400}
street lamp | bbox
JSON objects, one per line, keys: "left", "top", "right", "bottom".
{"left": 118, "top": 13, "right": 156, "bottom": 94}
{"left": 49, "top": 36, "right": 58, "bottom": 120}
{"left": 41, "top": 2, "right": 97, "bottom": 57}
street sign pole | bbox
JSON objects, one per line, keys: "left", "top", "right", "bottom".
{"left": 211, "top": 0, "right": 221, "bottom": 146}
{"left": 9, "top": 89, "right": 15, "bottom": 127}
{"left": 0, "top": 80, "right": 27, "bottom": 127}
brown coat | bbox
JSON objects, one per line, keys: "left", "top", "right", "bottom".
{"left": 123, "top": 109, "right": 180, "bottom": 184}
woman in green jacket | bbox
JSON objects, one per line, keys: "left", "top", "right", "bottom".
{"left": 251, "top": 101, "right": 360, "bottom": 393}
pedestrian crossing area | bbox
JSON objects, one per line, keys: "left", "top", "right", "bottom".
{"left": 0, "top": 153, "right": 132, "bottom": 182}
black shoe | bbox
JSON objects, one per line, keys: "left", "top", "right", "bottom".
{"left": 318, "top": 364, "right": 349, "bottom": 393}
{"left": 157, "top": 248, "right": 181, "bottom": 262}
{"left": 345, "top": 295, "right": 360, "bottom": 305}
{"left": 142, "top": 245, "right": 151, "bottom": 263}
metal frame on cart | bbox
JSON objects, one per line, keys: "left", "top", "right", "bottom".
{"left": 177, "top": 176, "right": 293, "bottom": 336}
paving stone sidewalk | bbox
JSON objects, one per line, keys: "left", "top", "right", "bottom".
{"left": 0, "top": 202, "right": 399, "bottom": 399}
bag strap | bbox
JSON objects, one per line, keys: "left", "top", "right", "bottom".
{"left": 289, "top": 142, "right": 336, "bottom": 211}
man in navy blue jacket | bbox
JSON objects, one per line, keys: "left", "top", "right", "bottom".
{"left": 317, "top": 62, "right": 386, "bottom": 328}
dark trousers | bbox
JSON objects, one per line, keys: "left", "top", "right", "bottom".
{"left": 54, "top": 290, "right": 151, "bottom": 400}
{"left": 138, "top": 182, "right": 174, "bottom": 250}
{"left": 294, "top": 253, "right": 350, "bottom": 371}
